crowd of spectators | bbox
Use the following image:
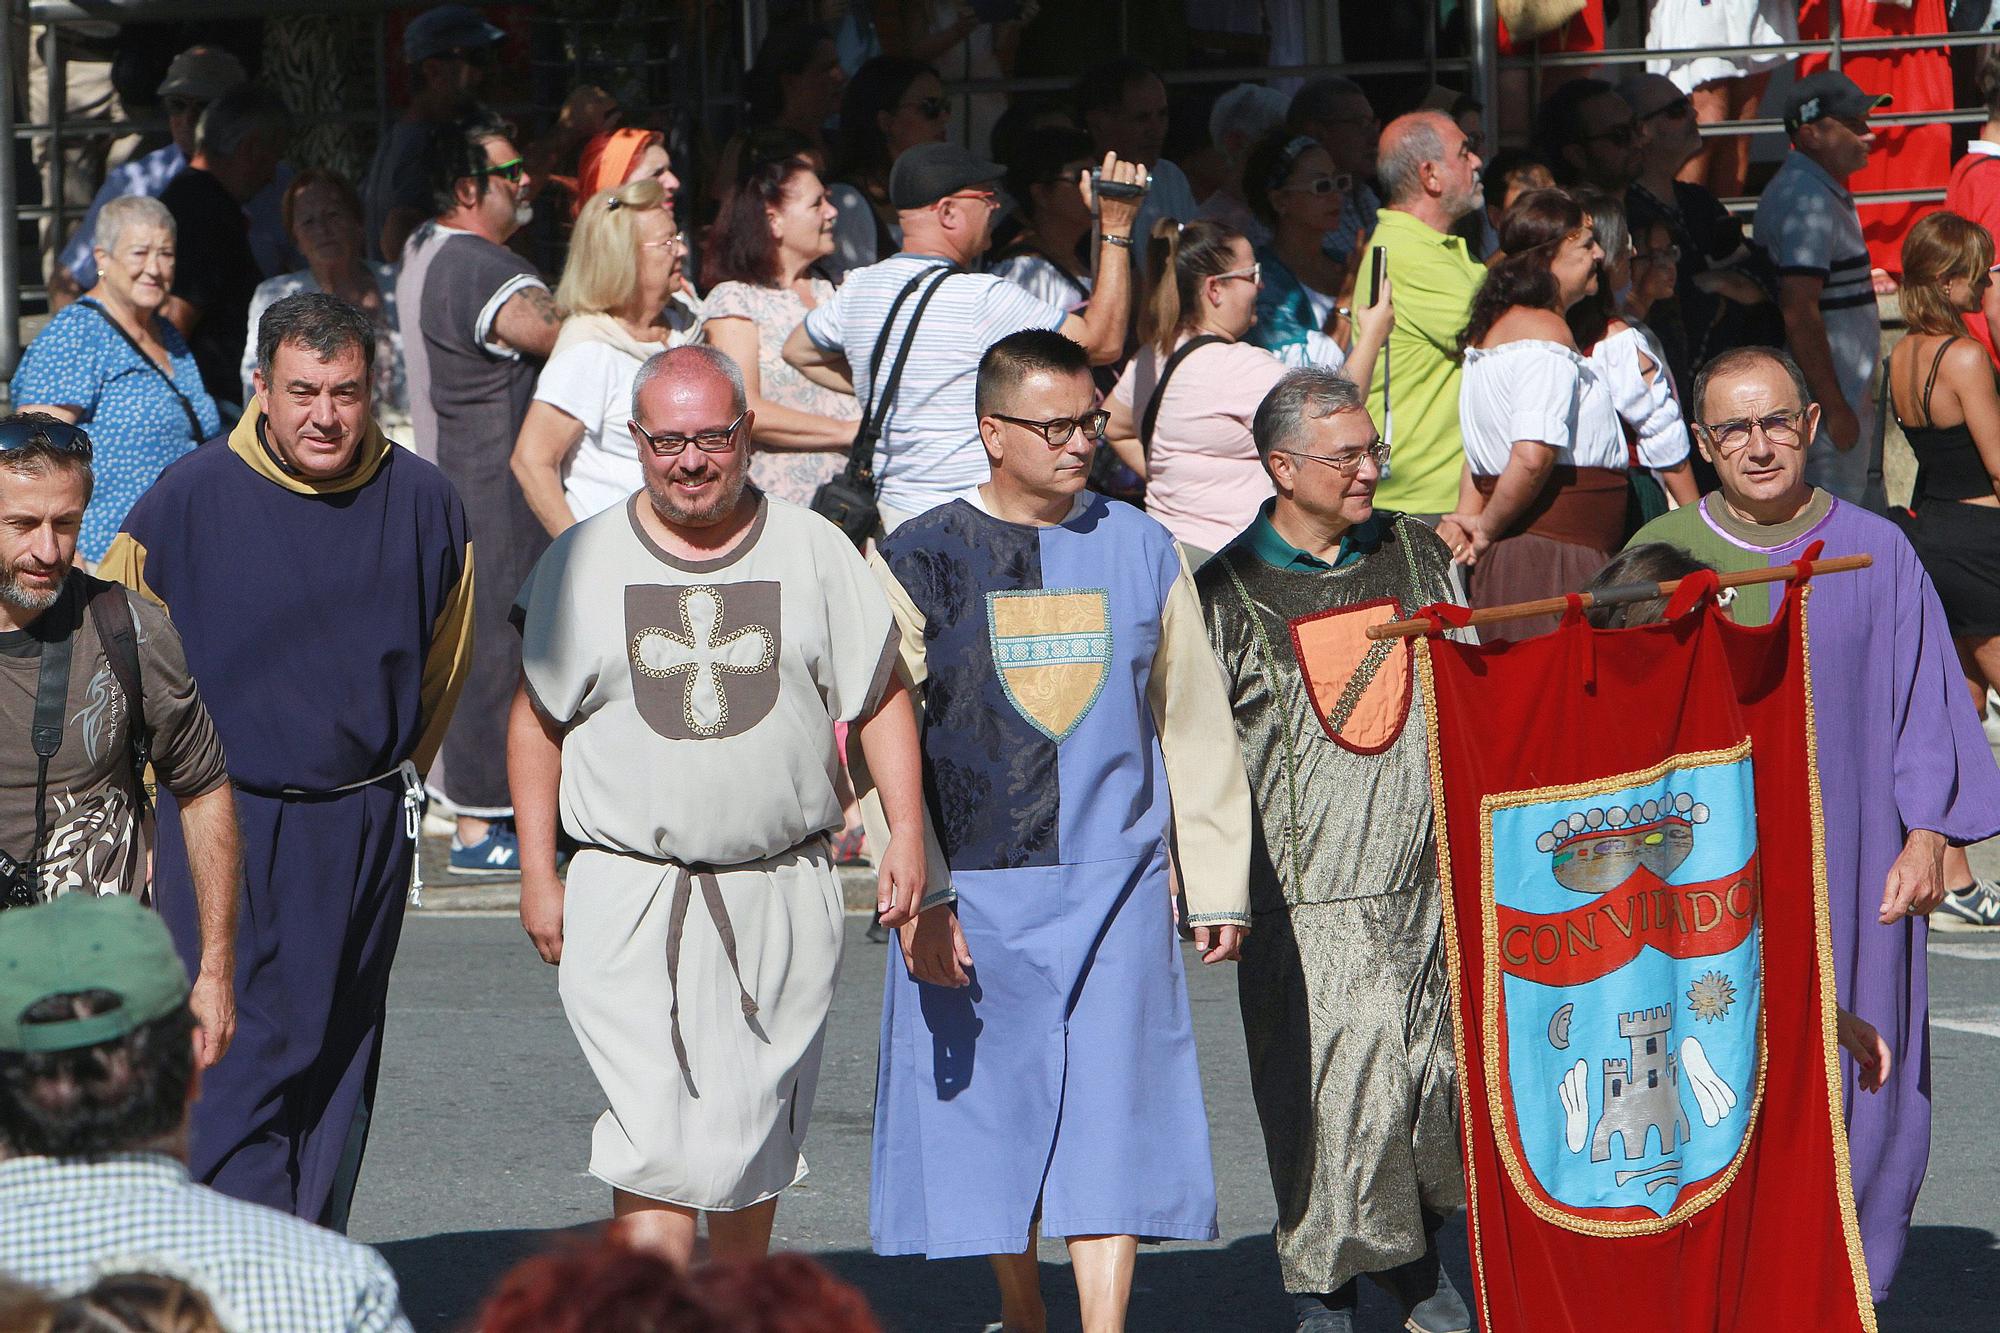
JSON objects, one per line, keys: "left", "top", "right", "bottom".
{"left": 15, "top": 2, "right": 2000, "bottom": 1325}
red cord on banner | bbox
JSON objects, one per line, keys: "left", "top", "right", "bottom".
{"left": 1665, "top": 568, "right": 1721, "bottom": 620}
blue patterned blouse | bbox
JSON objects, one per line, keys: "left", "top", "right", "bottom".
{"left": 9, "top": 299, "right": 222, "bottom": 562}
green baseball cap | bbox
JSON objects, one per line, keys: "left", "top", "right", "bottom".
{"left": 0, "top": 894, "right": 189, "bottom": 1054}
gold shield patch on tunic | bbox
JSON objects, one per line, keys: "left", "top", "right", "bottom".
{"left": 987, "top": 588, "right": 1112, "bottom": 743}
{"left": 1287, "top": 597, "right": 1411, "bottom": 754}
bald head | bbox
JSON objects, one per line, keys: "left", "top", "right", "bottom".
{"left": 631, "top": 344, "right": 747, "bottom": 424}
{"left": 1378, "top": 111, "right": 1482, "bottom": 225}
{"left": 1617, "top": 74, "right": 1682, "bottom": 121}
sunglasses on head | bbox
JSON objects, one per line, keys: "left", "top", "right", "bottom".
{"left": 1285, "top": 172, "right": 1354, "bottom": 197}
{"left": 0, "top": 419, "right": 93, "bottom": 462}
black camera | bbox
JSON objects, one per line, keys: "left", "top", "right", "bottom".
{"left": 0, "top": 847, "right": 37, "bottom": 911}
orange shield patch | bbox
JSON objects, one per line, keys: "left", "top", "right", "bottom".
{"left": 1287, "top": 597, "right": 1411, "bottom": 754}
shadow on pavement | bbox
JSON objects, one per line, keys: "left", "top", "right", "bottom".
{"left": 1878, "top": 1224, "right": 2000, "bottom": 1331}
{"left": 378, "top": 1225, "right": 596, "bottom": 1332}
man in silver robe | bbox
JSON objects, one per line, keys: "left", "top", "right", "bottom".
{"left": 1196, "top": 369, "right": 1469, "bottom": 1333}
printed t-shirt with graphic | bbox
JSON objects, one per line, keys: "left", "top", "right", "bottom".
{"left": 0, "top": 577, "right": 227, "bottom": 900}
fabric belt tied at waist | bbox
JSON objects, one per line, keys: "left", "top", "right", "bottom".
{"left": 238, "top": 760, "right": 429, "bottom": 906}
{"left": 578, "top": 836, "right": 825, "bottom": 1098}
{"left": 1472, "top": 464, "right": 1627, "bottom": 554}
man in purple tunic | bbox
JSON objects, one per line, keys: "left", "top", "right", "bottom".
{"left": 1629, "top": 345, "right": 2000, "bottom": 1302}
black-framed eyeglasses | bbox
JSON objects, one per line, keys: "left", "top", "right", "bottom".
{"left": 1632, "top": 243, "right": 1682, "bottom": 267}
{"left": 1279, "top": 439, "right": 1389, "bottom": 475}
{"left": 990, "top": 410, "right": 1110, "bottom": 447}
{"left": 1643, "top": 97, "right": 1694, "bottom": 123}
{"left": 902, "top": 96, "right": 949, "bottom": 120}
{"left": 629, "top": 409, "right": 749, "bottom": 457}
{"left": 0, "top": 419, "right": 93, "bottom": 462}
{"left": 473, "top": 157, "right": 526, "bottom": 185}
{"left": 1580, "top": 121, "right": 1638, "bottom": 147}
{"left": 1696, "top": 409, "right": 1809, "bottom": 454}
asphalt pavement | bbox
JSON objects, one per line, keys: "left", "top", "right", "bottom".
{"left": 348, "top": 891, "right": 2000, "bottom": 1333}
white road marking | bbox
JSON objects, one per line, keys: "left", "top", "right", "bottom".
{"left": 1928, "top": 942, "right": 2000, "bottom": 960}
{"left": 1933, "top": 1015, "right": 2000, "bottom": 1041}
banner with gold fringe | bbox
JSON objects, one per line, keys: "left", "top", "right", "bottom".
{"left": 1417, "top": 574, "right": 1874, "bottom": 1333}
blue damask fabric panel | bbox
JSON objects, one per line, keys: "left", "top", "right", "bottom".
{"left": 881, "top": 503, "right": 1059, "bottom": 870}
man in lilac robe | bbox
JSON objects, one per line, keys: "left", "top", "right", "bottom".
{"left": 1629, "top": 346, "right": 2000, "bottom": 1302}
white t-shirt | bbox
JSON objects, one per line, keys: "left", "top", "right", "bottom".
{"left": 802, "top": 252, "right": 1068, "bottom": 515}
{"left": 532, "top": 340, "right": 653, "bottom": 521}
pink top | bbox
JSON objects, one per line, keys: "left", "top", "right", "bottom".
{"left": 1113, "top": 334, "right": 1288, "bottom": 554}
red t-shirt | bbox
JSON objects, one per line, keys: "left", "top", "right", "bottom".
{"left": 1944, "top": 148, "right": 2000, "bottom": 366}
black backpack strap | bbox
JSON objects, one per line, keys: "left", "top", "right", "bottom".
{"left": 1140, "top": 334, "right": 1227, "bottom": 453}
{"left": 850, "top": 263, "right": 959, "bottom": 487}
{"left": 85, "top": 578, "right": 150, "bottom": 820}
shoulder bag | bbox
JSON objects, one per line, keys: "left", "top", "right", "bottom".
{"left": 811, "top": 263, "right": 959, "bottom": 546}
{"left": 75, "top": 299, "right": 210, "bottom": 443}
{"left": 1139, "top": 334, "right": 1227, "bottom": 456}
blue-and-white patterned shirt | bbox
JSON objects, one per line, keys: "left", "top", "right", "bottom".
{"left": 0, "top": 1153, "right": 412, "bottom": 1333}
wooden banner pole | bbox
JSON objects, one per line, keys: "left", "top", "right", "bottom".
{"left": 1365, "top": 554, "right": 1874, "bottom": 641}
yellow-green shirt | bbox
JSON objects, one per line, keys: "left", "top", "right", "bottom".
{"left": 1355, "top": 209, "right": 1486, "bottom": 515}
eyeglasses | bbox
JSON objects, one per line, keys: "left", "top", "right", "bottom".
{"left": 162, "top": 96, "right": 206, "bottom": 118}
{"left": 1214, "top": 262, "right": 1261, "bottom": 285}
{"left": 901, "top": 97, "right": 949, "bottom": 120}
{"left": 1632, "top": 243, "right": 1682, "bottom": 267}
{"left": 1579, "top": 121, "right": 1638, "bottom": 147}
{"left": 943, "top": 189, "right": 999, "bottom": 210}
{"left": 1697, "top": 409, "right": 1809, "bottom": 454}
{"left": 640, "top": 233, "right": 688, "bottom": 253}
{"left": 0, "top": 419, "right": 93, "bottom": 461}
{"left": 473, "top": 157, "right": 526, "bottom": 185}
{"left": 1643, "top": 97, "right": 1694, "bottom": 123}
{"left": 1280, "top": 439, "right": 1389, "bottom": 474}
{"left": 990, "top": 410, "right": 1110, "bottom": 447}
{"left": 1283, "top": 173, "right": 1354, "bottom": 197}
{"left": 629, "top": 409, "right": 749, "bottom": 457}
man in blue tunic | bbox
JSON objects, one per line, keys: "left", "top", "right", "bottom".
{"left": 99, "top": 293, "right": 475, "bottom": 1229}
{"left": 867, "top": 329, "right": 1252, "bottom": 1332}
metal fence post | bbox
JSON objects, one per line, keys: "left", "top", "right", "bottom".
{"left": 1469, "top": 0, "right": 1497, "bottom": 159}
{"left": 46, "top": 22, "right": 63, "bottom": 286}
{"left": 2, "top": 0, "right": 20, "bottom": 381}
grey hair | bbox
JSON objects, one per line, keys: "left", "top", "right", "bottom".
{"left": 1286, "top": 76, "right": 1366, "bottom": 132}
{"left": 631, "top": 344, "right": 748, "bottom": 420}
{"left": 1690, "top": 346, "right": 1813, "bottom": 424}
{"left": 1210, "top": 84, "right": 1289, "bottom": 153}
{"left": 1252, "top": 368, "right": 1367, "bottom": 463}
{"left": 93, "top": 194, "right": 174, "bottom": 256}
{"left": 195, "top": 84, "right": 291, "bottom": 160}
{"left": 1378, "top": 111, "right": 1451, "bottom": 206}
{"left": 255, "top": 292, "right": 376, "bottom": 385}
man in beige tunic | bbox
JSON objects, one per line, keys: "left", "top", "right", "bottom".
{"left": 507, "top": 344, "right": 930, "bottom": 1265}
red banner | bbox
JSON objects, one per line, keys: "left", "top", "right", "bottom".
{"left": 1419, "top": 585, "right": 1875, "bottom": 1333}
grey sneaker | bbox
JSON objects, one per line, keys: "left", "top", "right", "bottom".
{"left": 1934, "top": 879, "right": 2000, "bottom": 932}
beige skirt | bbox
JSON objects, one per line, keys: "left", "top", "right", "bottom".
{"left": 557, "top": 841, "right": 845, "bottom": 1210}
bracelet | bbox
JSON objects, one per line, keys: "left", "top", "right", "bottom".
{"left": 1102, "top": 233, "right": 1132, "bottom": 248}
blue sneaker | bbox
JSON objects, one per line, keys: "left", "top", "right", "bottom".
{"left": 450, "top": 822, "right": 520, "bottom": 877}
{"left": 1933, "top": 879, "right": 2000, "bottom": 932}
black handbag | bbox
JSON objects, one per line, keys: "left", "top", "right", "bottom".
{"left": 812, "top": 262, "right": 959, "bottom": 546}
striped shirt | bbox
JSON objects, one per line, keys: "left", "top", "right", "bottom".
{"left": 1753, "top": 151, "right": 1880, "bottom": 421}
{"left": 802, "top": 253, "right": 1067, "bottom": 515}
{"left": 0, "top": 1154, "right": 412, "bottom": 1333}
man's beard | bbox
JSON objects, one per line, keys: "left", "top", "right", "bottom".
{"left": 0, "top": 564, "right": 64, "bottom": 613}
{"left": 645, "top": 457, "right": 750, "bottom": 528}
{"left": 1447, "top": 177, "right": 1483, "bottom": 223}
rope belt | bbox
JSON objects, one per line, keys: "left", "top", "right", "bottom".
{"left": 240, "top": 760, "right": 429, "bottom": 906}
{"left": 576, "top": 836, "right": 824, "bottom": 1097}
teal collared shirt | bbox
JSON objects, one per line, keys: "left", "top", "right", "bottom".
{"left": 1231, "top": 500, "right": 1380, "bottom": 572}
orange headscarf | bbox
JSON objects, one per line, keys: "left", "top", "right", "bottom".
{"left": 566, "top": 128, "right": 663, "bottom": 218}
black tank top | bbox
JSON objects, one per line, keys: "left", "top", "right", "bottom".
{"left": 1897, "top": 337, "right": 1991, "bottom": 502}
